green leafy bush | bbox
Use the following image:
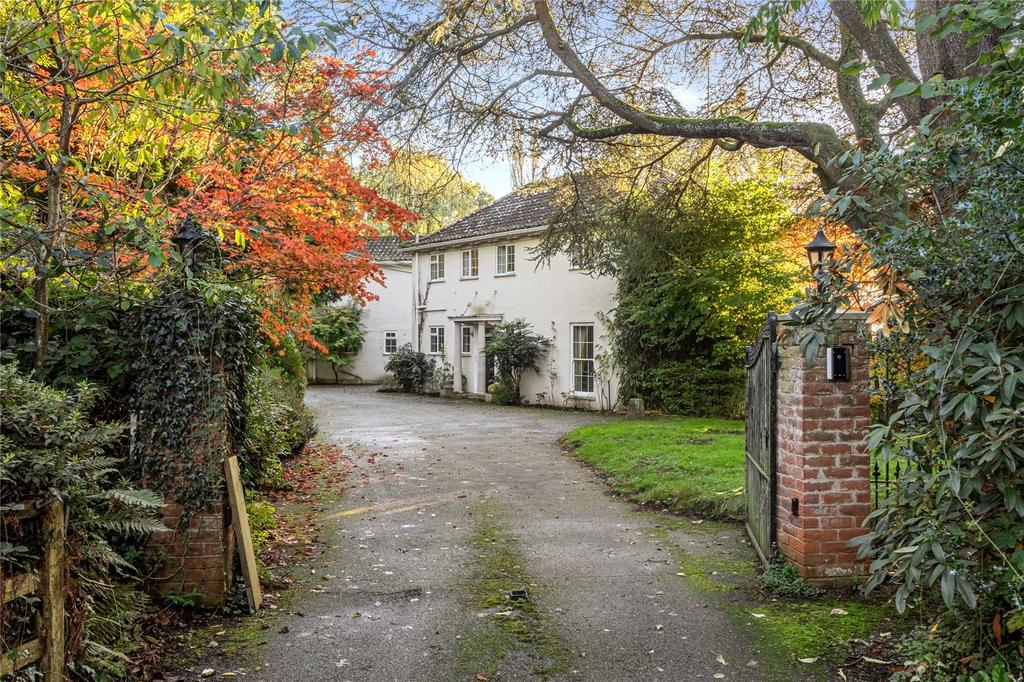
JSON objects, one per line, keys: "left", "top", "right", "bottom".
{"left": 552, "top": 173, "right": 800, "bottom": 416}
{"left": 0, "top": 362, "right": 164, "bottom": 678}
{"left": 385, "top": 343, "right": 433, "bottom": 392}
{"left": 790, "top": 2, "right": 1024, "bottom": 671}
{"left": 0, "top": 280, "right": 138, "bottom": 395}
{"left": 241, "top": 339, "right": 317, "bottom": 488}
{"left": 245, "top": 498, "right": 277, "bottom": 553}
{"left": 761, "top": 561, "right": 822, "bottom": 599}
{"left": 641, "top": 362, "right": 745, "bottom": 419}
{"left": 308, "top": 304, "right": 364, "bottom": 382}
{"left": 489, "top": 381, "right": 520, "bottom": 406}
{"left": 482, "top": 319, "right": 551, "bottom": 405}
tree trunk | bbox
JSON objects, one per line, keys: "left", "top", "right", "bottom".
{"left": 32, "top": 272, "right": 49, "bottom": 369}
{"left": 33, "top": 164, "right": 63, "bottom": 369}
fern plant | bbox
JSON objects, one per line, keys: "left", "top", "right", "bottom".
{"left": 0, "top": 362, "right": 165, "bottom": 678}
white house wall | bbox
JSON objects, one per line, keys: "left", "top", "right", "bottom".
{"left": 412, "top": 237, "right": 619, "bottom": 410}
{"left": 314, "top": 262, "right": 413, "bottom": 384}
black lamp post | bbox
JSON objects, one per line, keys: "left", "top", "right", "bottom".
{"left": 170, "top": 214, "right": 211, "bottom": 276}
{"left": 805, "top": 225, "right": 837, "bottom": 293}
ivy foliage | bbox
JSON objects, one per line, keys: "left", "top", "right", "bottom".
{"left": 129, "top": 284, "right": 259, "bottom": 517}
{"left": 483, "top": 319, "right": 551, "bottom": 405}
{"left": 790, "top": 1, "right": 1024, "bottom": 671}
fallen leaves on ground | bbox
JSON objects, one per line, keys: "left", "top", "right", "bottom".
{"left": 133, "top": 442, "right": 353, "bottom": 680}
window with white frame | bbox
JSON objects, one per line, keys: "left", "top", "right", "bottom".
{"left": 461, "top": 249, "right": 479, "bottom": 278}
{"left": 569, "top": 248, "right": 587, "bottom": 270}
{"left": 429, "top": 326, "right": 445, "bottom": 354}
{"left": 384, "top": 331, "right": 397, "bottom": 354}
{"left": 496, "top": 244, "right": 516, "bottom": 275}
{"left": 461, "top": 326, "right": 472, "bottom": 354}
{"left": 571, "top": 324, "right": 595, "bottom": 395}
{"left": 429, "top": 253, "right": 445, "bottom": 281}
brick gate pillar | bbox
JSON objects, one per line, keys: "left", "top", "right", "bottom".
{"left": 775, "top": 311, "right": 871, "bottom": 584}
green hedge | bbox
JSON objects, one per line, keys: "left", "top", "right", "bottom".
{"left": 634, "top": 361, "right": 745, "bottom": 420}
{"left": 241, "top": 336, "right": 317, "bottom": 487}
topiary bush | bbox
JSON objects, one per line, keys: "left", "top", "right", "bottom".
{"left": 385, "top": 343, "right": 433, "bottom": 392}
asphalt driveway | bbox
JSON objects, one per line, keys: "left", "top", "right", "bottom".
{"left": 198, "top": 386, "right": 809, "bottom": 681}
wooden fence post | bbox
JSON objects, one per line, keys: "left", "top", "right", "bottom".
{"left": 40, "top": 499, "right": 66, "bottom": 681}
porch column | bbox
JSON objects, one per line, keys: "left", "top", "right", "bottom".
{"left": 474, "top": 321, "right": 487, "bottom": 394}
{"left": 452, "top": 321, "right": 463, "bottom": 393}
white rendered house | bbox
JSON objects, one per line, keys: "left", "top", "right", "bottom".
{"left": 307, "top": 236, "right": 414, "bottom": 384}
{"left": 399, "top": 184, "right": 620, "bottom": 410}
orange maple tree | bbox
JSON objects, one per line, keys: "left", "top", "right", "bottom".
{"left": 2, "top": 3, "right": 417, "bottom": 356}
{"left": 174, "top": 53, "right": 417, "bottom": 346}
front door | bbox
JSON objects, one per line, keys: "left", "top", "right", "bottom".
{"left": 484, "top": 328, "right": 495, "bottom": 386}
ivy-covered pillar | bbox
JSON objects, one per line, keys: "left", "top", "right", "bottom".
{"left": 132, "top": 285, "right": 257, "bottom": 607}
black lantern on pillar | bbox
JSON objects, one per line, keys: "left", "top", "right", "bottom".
{"left": 805, "top": 225, "right": 836, "bottom": 292}
{"left": 170, "top": 214, "right": 211, "bottom": 275}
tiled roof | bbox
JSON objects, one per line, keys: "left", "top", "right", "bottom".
{"left": 365, "top": 235, "right": 412, "bottom": 262}
{"left": 405, "top": 183, "right": 559, "bottom": 249}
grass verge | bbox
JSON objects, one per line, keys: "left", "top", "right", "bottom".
{"left": 563, "top": 416, "right": 745, "bottom": 518}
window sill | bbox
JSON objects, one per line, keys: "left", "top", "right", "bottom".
{"left": 428, "top": 278, "right": 445, "bottom": 283}
{"left": 569, "top": 392, "right": 596, "bottom": 400}
{"left": 460, "top": 276, "right": 479, "bottom": 281}
{"left": 495, "top": 272, "right": 516, "bottom": 278}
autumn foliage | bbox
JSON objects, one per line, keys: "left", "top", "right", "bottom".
{"left": 1, "top": 1, "right": 416, "bottom": 351}
{"left": 175, "top": 54, "right": 417, "bottom": 345}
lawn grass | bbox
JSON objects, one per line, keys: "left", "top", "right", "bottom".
{"left": 563, "top": 416, "right": 745, "bottom": 519}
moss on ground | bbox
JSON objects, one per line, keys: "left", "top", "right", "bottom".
{"left": 648, "top": 526, "right": 756, "bottom": 592}
{"left": 734, "top": 599, "right": 895, "bottom": 664}
{"left": 650, "top": 523, "right": 897, "bottom": 676}
{"left": 453, "top": 500, "right": 572, "bottom": 679}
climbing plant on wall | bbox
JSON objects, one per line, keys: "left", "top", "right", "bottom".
{"left": 129, "top": 284, "right": 259, "bottom": 517}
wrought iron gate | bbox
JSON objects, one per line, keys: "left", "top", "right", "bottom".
{"left": 744, "top": 312, "right": 777, "bottom": 564}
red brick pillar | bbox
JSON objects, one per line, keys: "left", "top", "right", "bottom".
{"left": 775, "top": 311, "right": 871, "bottom": 584}
{"left": 147, "top": 498, "right": 232, "bottom": 607}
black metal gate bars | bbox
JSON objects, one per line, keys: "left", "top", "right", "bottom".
{"left": 744, "top": 312, "right": 777, "bottom": 564}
